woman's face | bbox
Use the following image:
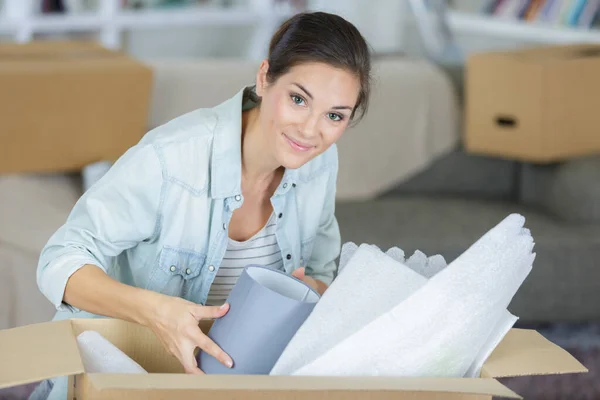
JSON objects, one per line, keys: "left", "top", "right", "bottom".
{"left": 255, "top": 61, "right": 361, "bottom": 170}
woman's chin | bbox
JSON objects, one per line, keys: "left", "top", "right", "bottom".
{"left": 278, "top": 151, "right": 314, "bottom": 170}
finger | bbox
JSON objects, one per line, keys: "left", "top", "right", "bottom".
{"left": 292, "top": 267, "right": 305, "bottom": 279}
{"left": 191, "top": 303, "right": 229, "bottom": 320}
{"left": 195, "top": 332, "right": 233, "bottom": 369}
{"left": 181, "top": 349, "right": 205, "bottom": 375}
{"left": 306, "top": 277, "right": 320, "bottom": 292}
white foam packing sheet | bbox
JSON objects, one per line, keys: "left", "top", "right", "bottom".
{"left": 272, "top": 214, "right": 535, "bottom": 379}
{"left": 270, "top": 244, "right": 429, "bottom": 376}
{"left": 464, "top": 309, "right": 518, "bottom": 378}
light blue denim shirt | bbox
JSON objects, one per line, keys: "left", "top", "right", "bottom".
{"left": 37, "top": 85, "right": 341, "bottom": 322}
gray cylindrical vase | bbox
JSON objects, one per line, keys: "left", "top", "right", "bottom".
{"left": 198, "top": 264, "right": 320, "bottom": 375}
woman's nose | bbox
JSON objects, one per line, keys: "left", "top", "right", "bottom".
{"left": 300, "top": 114, "right": 319, "bottom": 138}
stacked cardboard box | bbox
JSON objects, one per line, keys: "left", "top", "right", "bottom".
{"left": 465, "top": 44, "right": 600, "bottom": 163}
{"left": 0, "top": 40, "right": 153, "bottom": 174}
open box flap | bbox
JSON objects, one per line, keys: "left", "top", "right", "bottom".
{"left": 86, "top": 374, "right": 521, "bottom": 398}
{"left": 0, "top": 320, "right": 84, "bottom": 390}
{"left": 481, "top": 328, "right": 588, "bottom": 378}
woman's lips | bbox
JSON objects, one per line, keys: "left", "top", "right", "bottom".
{"left": 283, "top": 133, "right": 314, "bottom": 152}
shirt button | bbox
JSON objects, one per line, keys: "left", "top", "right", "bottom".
{"left": 292, "top": 183, "right": 296, "bottom": 188}
{"left": 222, "top": 223, "right": 227, "bottom": 230}
{"left": 278, "top": 213, "right": 283, "bottom": 219}
{"left": 286, "top": 254, "right": 292, "bottom": 260}
{"left": 208, "top": 265, "right": 215, "bottom": 272}
{"left": 185, "top": 268, "right": 192, "bottom": 275}
{"left": 283, "top": 183, "right": 288, "bottom": 189}
{"left": 169, "top": 265, "right": 176, "bottom": 272}
{"left": 235, "top": 195, "right": 241, "bottom": 201}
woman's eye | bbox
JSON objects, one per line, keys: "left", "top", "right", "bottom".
{"left": 291, "top": 95, "right": 305, "bottom": 105}
{"left": 328, "top": 113, "right": 343, "bottom": 122}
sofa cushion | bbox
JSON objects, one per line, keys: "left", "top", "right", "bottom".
{"left": 0, "top": 244, "right": 56, "bottom": 329}
{"left": 383, "top": 148, "right": 518, "bottom": 200}
{"left": 520, "top": 155, "right": 600, "bottom": 223}
{"left": 335, "top": 196, "right": 600, "bottom": 323}
{"left": 0, "top": 173, "right": 80, "bottom": 254}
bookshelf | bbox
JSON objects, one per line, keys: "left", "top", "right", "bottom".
{"left": 447, "top": 10, "right": 600, "bottom": 43}
{"left": 444, "top": 0, "right": 600, "bottom": 43}
{"left": 0, "top": 0, "right": 300, "bottom": 59}
{"left": 408, "top": 0, "right": 600, "bottom": 63}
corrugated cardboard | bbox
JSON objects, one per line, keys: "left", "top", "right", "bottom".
{"left": 464, "top": 44, "right": 600, "bottom": 163}
{"left": 0, "top": 40, "right": 153, "bottom": 174}
{"left": 0, "top": 318, "right": 588, "bottom": 399}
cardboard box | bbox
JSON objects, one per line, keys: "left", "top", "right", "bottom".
{"left": 0, "top": 318, "right": 588, "bottom": 399}
{"left": 0, "top": 40, "right": 153, "bottom": 174}
{"left": 464, "top": 44, "right": 600, "bottom": 163}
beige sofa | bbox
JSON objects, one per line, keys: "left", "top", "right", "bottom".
{"left": 147, "top": 57, "right": 460, "bottom": 200}
{"left": 0, "top": 56, "right": 460, "bottom": 329}
{"left": 0, "top": 174, "right": 80, "bottom": 329}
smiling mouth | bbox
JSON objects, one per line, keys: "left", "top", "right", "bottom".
{"left": 283, "top": 133, "right": 314, "bottom": 152}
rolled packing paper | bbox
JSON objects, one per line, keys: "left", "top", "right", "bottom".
{"left": 198, "top": 265, "right": 320, "bottom": 375}
{"left": 77, "top": 331, "right": 147, "bottom": 374}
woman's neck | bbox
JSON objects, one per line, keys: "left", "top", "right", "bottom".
{"left": 241, "top": 106, "right": 282, "bottom": 192}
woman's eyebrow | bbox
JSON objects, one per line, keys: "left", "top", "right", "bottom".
{"left": 293, "top": 83, "right": 353, "bottom": 110}
{"left": 293, "top": 82, "right": 313, "bottom": 99}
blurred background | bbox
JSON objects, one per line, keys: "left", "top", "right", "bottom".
{"left": 0, "top": 0, "right": 599, "bottom": 398}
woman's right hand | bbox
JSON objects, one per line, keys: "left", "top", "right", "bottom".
{"left": 147, "top": 295, "right": 233, "bottom": 374}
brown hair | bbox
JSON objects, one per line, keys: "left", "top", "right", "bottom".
{"left": 266, "top": 11, "right": 372, "bottom": 123}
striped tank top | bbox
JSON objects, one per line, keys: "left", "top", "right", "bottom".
{"left": 206, "top": 213, "right": 283, "bottom": 305}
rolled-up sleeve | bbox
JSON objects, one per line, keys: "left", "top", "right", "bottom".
{"left": 37, "top": 143, "right": 164, "bottom": 312}
{"left": 305, "top": 152, "right": 341, "bottom": 286}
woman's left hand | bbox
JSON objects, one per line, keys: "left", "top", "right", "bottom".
{"left": 292, "top": 267, "right": 328, "bottom": 295}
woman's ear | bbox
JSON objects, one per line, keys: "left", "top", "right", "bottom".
{"left": 255, "top": 59, "right": 270, "bottom": 97}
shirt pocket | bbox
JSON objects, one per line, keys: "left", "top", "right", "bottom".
{"left": 145, "top": 245, "right": 207, "bottom": 297}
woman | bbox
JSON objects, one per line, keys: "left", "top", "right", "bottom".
{"left": 36, "top": 10, "right": 371, "bottom": 387}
